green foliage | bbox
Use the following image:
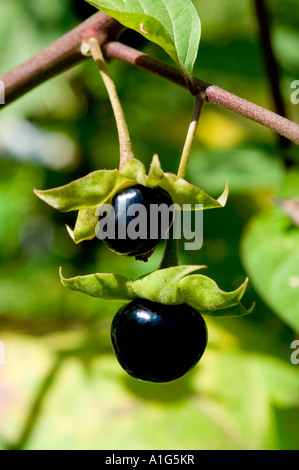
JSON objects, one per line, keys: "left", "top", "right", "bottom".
{"left": 1, "top": 323, "right": 298, "bottom": 450}
{"left": 85, "top": 0, "right": 201, "bottom": 77}
{"left": 241, "top": 207, "right": 299, "bottom": 331}
{"left": 241, "top": 171, "right": 299, "bottom": 332}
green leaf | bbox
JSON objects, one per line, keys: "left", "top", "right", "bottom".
{"left": 60, "top": 268, "right": 133, "bottom": 301}
{"left": 275, "top": 198, "right": 299, "bottom": 228}
{"left": 131, "top": 265, "right": 205, "bottom": 304}
{"left": 159, "top": 173, "right": 229, "bottom": 209}
{"left": 178, "top": 275, "right": 252, "bottom": 317}
{"left": 275, "top": 170, "right": 299, "bottom": 228}
{"left": 278, "top": 170, "right": 299, "bottom": 199}
{"left": 241, "top": 207, "right": 299, "bottom": 331}
{"left": 86, "top": 0, "right": 201, "bottom": 76}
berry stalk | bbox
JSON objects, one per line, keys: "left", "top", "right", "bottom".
{"left": 159, "top": 234, "right": 179, "bottom": 269}
{"left": 177, "top": 91, "right": 206, "bottom": 180}
{"left": 161, "top": 92, "right": 206, "bottom": 269}
{"left": 86, "top": 37, "right": 134, "bottom": 170}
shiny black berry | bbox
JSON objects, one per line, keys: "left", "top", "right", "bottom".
{"left": 111, "top": 298, "right": 208, "bottom": 382}
{"left": 98, "top": 184, "right": 173, "bottom": 258}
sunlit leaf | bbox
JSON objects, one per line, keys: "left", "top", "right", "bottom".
{"left": 241, "top": 207, "right": 299, "bottom": 331}
{"left": 275, "top": 198, "right": 299, "bottom": 228}
{"left": 85, "top": 0, "right": 201, "bottom": 77}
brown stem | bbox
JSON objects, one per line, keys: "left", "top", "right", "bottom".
{"left": 0, "top": 12, "right": 124, "bottom": 107}
{"left": 204, "top": 85, "right": 299, "bottom": 144}
{"left": 105, "top": 42, "right": 299, "bottom": 145}
{"left": 159, "top": 229, "right": 180, "bottom": 269}
{"left": 1, "top": 13, "right": 299, "bottom": 146}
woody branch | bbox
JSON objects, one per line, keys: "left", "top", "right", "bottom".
{"left": 1, "top": 11, "right": 299, "bottom": 146}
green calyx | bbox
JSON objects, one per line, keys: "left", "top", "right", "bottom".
{"left": 59, "top": 265, "right": 253, "bottom": 318}
{"left": 34, "top": 154, "right": 229, "bottom": 244}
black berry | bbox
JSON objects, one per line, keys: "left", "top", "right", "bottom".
{"left": 111, "top": 298, "right": 208, "bottom": 382}
{"left": 98, "top": 184, "right": 173, "bottom": 258}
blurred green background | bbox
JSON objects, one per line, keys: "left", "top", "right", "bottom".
{"left": 0, "top": 0, "right": 298, "bottom": 450}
